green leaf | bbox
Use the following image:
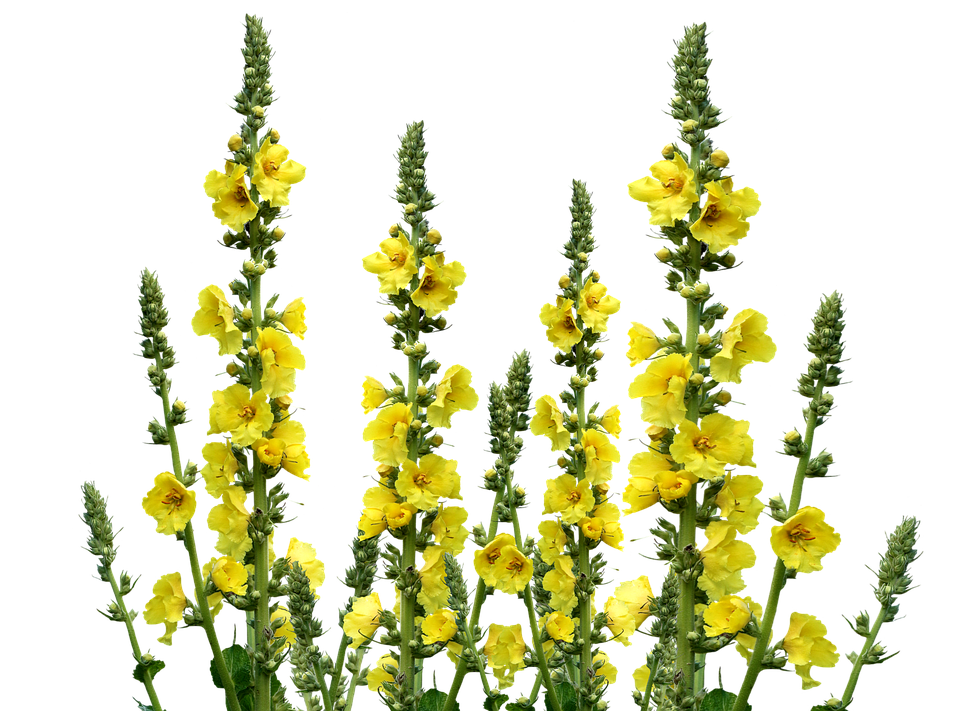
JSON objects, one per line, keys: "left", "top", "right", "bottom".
{"left": 551, "top": 682, "right": 578, "bottom": 711}
{"left": 133, "top": 659, "right": 166, "bottom": 683}
{"left": 702, "top": 689, "right": 750, "bottom": 711}
{"left": 484, "top": 693, "right": 508, "bottom": 710}
{"left": 134, "top": 701, "right": 155, "bottom": 711}
{"left": 210, "top": 645, "right": 252, "bottom": 692}
{"left": 421, "top": 689, "right": 457, "bottom": 711}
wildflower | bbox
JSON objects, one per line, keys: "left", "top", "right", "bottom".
{"left": 143, "top": 572, "right": 188, "bottom": 645}
{"left": 544, "top": 611, "right": 575, "bottom": 642}
{"left": 600, "top": 405, "right": 621, "bottom": 438}
{"left": 142, "top": 472, "right": 196, "bottom": 535}
{"left": 367, "top": 654, "right": 398, "bottom": 695}
{"left": 710, "top": 309, "right": 776, "bottom": 383}
{"left": 604, "top": 596, "right": 637, "bottom": 646}
{"left": 543, "top": 555, "right": 577, "bottom": 615}
{"left": 540, "top": 297, "right": 583, "bottom": 353}
{"left": 537, "top": 520, "right": 568, "bottom": 565}
{"left": 427, "top": 364, "right": 479, "bottom": 428}
{"left": 669, "top": 413, "right": 754, "bottom": 480}
{"left": 343, "top": 592, "right": 383, "bottom": 648}
{"left": 287, "top": 538, "right": 325, "bottom": 593}
{"left": 281, "top": 297, "right": 307, "bottom": 339}
{"left": 491, "top": 545, "right": 534, "bottom": 594}
{"left": 771, "top": 507, "right": 841, "bottom": 573}
{"left": 698, "top": 521, "right": 756, "bottom": 600}
{"left": 361, "top": 376, "right": 390, "bottom": 414}
{"left": 579, "top": 501, "right": 624, "bottom": 550}
{"left": 204, "top": 162, "right": 258, "bottom": 231}
{"left": 272, "top": 607, "right": 297, "bottom": 649}
{"left": 703, "top": 595, "right": 752, "bottom": 637}
{"left": 200, "top": 442, "right": 238, "bottom": 497}
{"left": 485, "top": 624, "right": 526, "bottom": 688}
{"left": 628, "top": 353, "right": 693, "bottom": 428}
{"left": 208, "top": 384, "right": 274, "bottom": 447}
{"left": 715, "top": 474, "right": 764, "bottom": 533}
{"left": 191, "top": 285, "right": 242, "bottom": 355}
{"left": 582, "top": 429, "right": 620, "bottom": 484}
{"left": 431, "top": 505, "right": 469, "bottom": 554}
{"left": 358, "top": 485, "right": 417, "bottom": 539}
{"left": 628, "top": 153, "right": 699, "bottom": 225}
{"left": 782, "top": 612, "right": 839, "bottom": 690}
{"left": 266, "top": 417, "right": 311, "bottom": 479}
{"left": 250, "top": 138, "right": 305, "bottom": 206}
{"left": 735, "top": 597, "right": 764, "bottom": 662}
{"left": 594, "top": 651, "right": 618, "bottom": 684}
{"left": 689, "top": 179, "right": 760, "bottom": 253}
{"left": 209, "top": 556, "right": 248, "bottom": 595}
{"left": 418, "top": 547, "right": 451, "bottom": 613}
{"left": 623, "top": 451, "right": 671, "bottom": 513}
{"left": 474, "top": 533, "right": 518, "bottom": 587}
{"left": 543, "top": 474, "right": 595, "bottom": 524}
{"left": 396, "top": 454, "right": 461, "bottom": 510}
{"left": 633, "top": 665, "right": 652, "bottom": 692}
{"left": 613, "top": 576, "right": 655, "bottom": 629}
{"left": 578, "top": 277, "right": 620, "bottom": 332}
{"left": 422, "top": 609, "right": 458, "bottom": 645}
{"left": 626, "top": 323, "right": 661, "bottom": 365}
{"left": 362, "top": 234, "right": 417, "bottom": 294}
{"left": 411, "top": 255, "right": 466, "bottom": 317}
{"left": 654, "top": 468, "right": 697, "bottom": 502}
{"left": 207, "top": 487, "right": 252, "bottom": 560}
{"left": 362, "top": 403, "right": 413, "bottom": 466}
{"left": 531, "top": 395, "right": 571, "bottom": 451}
{"left": 255, "top": 327, "right": 305, "bottom": 398}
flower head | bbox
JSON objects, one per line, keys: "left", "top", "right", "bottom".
{"left": 600, "top": 405, "right": 621, "bottom": 439}
{"left": 484, "top": 624, "right": 526, "bottom": 688}
{"left": 209, "top": 556, "right": 248, "bottom": 595}
{"left": 582, "top": 429, "right": 620, "bottom": 484}
{"left": 531, "top": 395, "right": 571, "bottom": 451}
{"left": 192, "top": 285, "right": 242, "bottom": 355}
{"left": 256, "top": 327, "right": 305, "bottom": 398}
{"left": 281, "top": 297, "right": 307, "bottom": 339}
{"left": 362, "top": 403, "right": 413, "bottom": 466}
{"left": 207, "top": 487, "right": 252, "bottom": 560}
{"left": 669, "top": 413, "right": 754, "bottom": 480}
{"left": 358, "top": 485, "right": 417, "bottom": 539}
{"left": 250, "top": 138, "right": 305, "bottom": 206}
{"left": 544, "top": 611, "right": 575, "bottom": 642}
{"left": 343, "top": 592, "right": 383, "bottom": 648}
{"left": 594, "top": 651, "right": 618, "bottom": 684}
{"left": 623, "top": 451, "right": 671, "bottom": 513}
{"left": 474, "top": 533, "right": 518, "bottom": 588}
{"left": 628, "top": 353, "right": 692, "bottom": 428}
{"left": 626, "top": 322, "right": 661, "bottom": 365}
{"left": 654, "top": 468, "right": 696, "bottom": 502}
{"left": 716, "top": 474, "right": 764, "bottom": 533}
{"left": 431, "top": 505, "right": 469, "bottom": 554}
{"left": 204, "top": 162, "right": 258, "bottom": 231}
{"left": 698, "top": 521, "right": 756, "bottom": 600}
{"left": 540, "top": 297, "right": 583, "bottom": 353}
{"left": 544, "top": 474, "right": 595, "bottom": 524}
{"left": 690, "top": 179, "right": 760, "bottom": 253}
{"left": 782, "top": 612, "right": 839, "bottom": 689}
{"left": 367, "top": 654, "right": 398, "bottom": 695}
{"left": 703, "top": 595, "right": 752, "bottom": 637}
{"left": 628, "top": 153, "right": 699, "bottom": 225}
{"left": 287, "top": 538, "right": 325, "bottom": 593}
{"left": 396, "top": 453, "right": 461, "bottom": 510}
{"left": 142, "top": 472, "right": 196, "bottom": 535}
{"left": 422, "top": 609, "right": 458, "bottom": 645}
{"left": 579, "top": 501, "right": 624, "bottom": 550}
{"left": 411, "top": 254, "right": 465, "bottom": 317}
{"left": 427, "top": 364, "right": 479, "bottom": 428}
{"left": 208, "top": 384, "right": 274, "bottom": 447}
{"left": 262, "top": 417, "right": 311, "bottom": 479}
{"left": 491, "top": 545, "right": 534, "bottom": 594}
{"left": 543, "top": 555, "right": 577, "bottom": 615}
{"left": 711, "top": 308, "right": 776, "bottom": 383}
{"left": 200, "top": 442, "right": 238, "bottom": 497}
{"left": 143, "top": 572, "right": 188, "bottom": 645}
{"left": 578, "top": 277, "right": 620, "bottom": 332}
{"left": 537, "top": 520, "right": 568, "bottom": 565}
{"left": 362, "top": 234, "right": 418, "bottom": 294}
{"left": 361, "top": 376, "right": 390, "bottom": 414}
{"left": 771, "top": 507, "right": 841, "bottom": 574}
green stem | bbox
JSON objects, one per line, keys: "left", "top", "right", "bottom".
{"left": 343, "top": 647, "right": 367, "bottom": 711}
{"left": 638, "top": 656, "right": 659, "bottom": 711}
{"left": 732, "top": 379, "right": 825, "bottom": 711}
{"left": 528, "top": 670, "right": 543, "bottom": 703}
{"left": 107, "top": 568, "right": 164, "bottom": 711}
{"left": 841, "top": 604, "right": 888, "bottom": 706}
{"left": 328, "top": 635, "right": 350, "bottom": 708}
{"left": 156, "top": 370, "right": 241, "bottom": 711}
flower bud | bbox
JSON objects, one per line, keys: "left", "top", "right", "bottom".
{"left": 484, "top": 469, "right": 497, "bottom": 480}
{"left": 254, "top": 263, "right": 267, "bottom": 276}
{"left": 226, "top": 362, "right": 240, "bottom": 377}
{"left": 227, "top": 134, "right": 243, "bottom": 151}
{"left": 436, "top": 317, "right": 447, "bottom": 329}
{"left": 590, "top": 270, "right": 600, "bottom": 282}
{"left": 411, "top": 420, "right": 422, "bottom": 430}
{"left": 391, "top": 386, "right": 405, "bottom": 396}
{"left": 661, "top": 144, "right": 675, "bottom": 159}
{"left": 596, "top": 482, "right": 609, "bottom": 497}
{"left": 242, "top": 307, "right": 253, "bottom": 320}
{"left": 388, "top": 224, "right": 400, "bottom": 237}
{"left": 656, "top": 247, "right": 672, "bottom": 262}
{"left": 574, "top": 444, "right": 583, "bottom": 453}
{"left": 686, "top": 631, "right": 699, "bottom": 642}
{"left": 265, "top": 308, "right": 277, "bottom": 319}
{"left": 671, "top": 95, "right": 683, "bottom": 106}
{"left": 594, "top": 349, "right": 604, "bottom": 360}
{"left": 568, "top": 412, "right": 579, "bottom": 424}
{"left": 243, "top": 260, "right": 256, "bottom": 273}
{"left": 431, "top": 435, "right": 444, "bottom": 447}
{"left": 515, "top": 486, "right": 526, "bottom": 497}
{"left": 404, "top": 203, "right": 417, "bottom": 215}
{"left": 697, "top": 333, "right": 712, "bottom": 347}
{"left": 173, "top": 399, "right": 186, "bottom": 412}
{"left": 680, "top": 285, "right": 695, "bottom": 298}
{"left": 722, "top": 252, "right": 735, "bottom": 267}
{"left": 272, "top": 227, "right": 285, "bottom": 241}
{"left": 253, "top": 105, "right": 265, "bottom": 118}
{"left": 414, "top": 342, "right": 426, "bottom": 354}
{"left": 559, "top": 275, "right": 572, "bottom": 288}
{"left": 681, "top": 119, "right": 698, "bottom": 132}
{"left": 577, "top": 252, "right": 588, "bottom": 261}
{"left": 557, "top": 457, "right": 568, "bottom": 467}
{"left": 384, "top": 313, "right": 397, "bottom": 325}
{"left": 694, "top": 282, "right": 709, "bottom": 296}
{"left": 715, "top": 390, "right": 732, "bottom": 405}
{"left": 269, "top": 128, "right": 280, "bottom": 141}
{"left": 402, "top": 345, "right": 414, "bottom": 356}
{"left": 417, "top": 385, "right": 427, "bottom": 397}
{"left": 666, "top": 333, "right": 683, "bottom": 345}
{"left": 689, "top": 373, "right": 704, "bottom": 387}
{"left": 710, "top": 149, "right": 729, "bottom": 168}
{"left": 246, "top": 346, "right": 259, "bottom": 358}
{"left": 784, "top": 429, "right": 802, "bottom": 443}
{"left": 425, "top": 229, "right": 442, "bottom": 245}
{"left": 276, "top": 395, "right": 293, "bottom": 410}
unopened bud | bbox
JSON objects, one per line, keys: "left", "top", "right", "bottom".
{"left": 594, "top": 349, "right": 604, "bottom": 360}
{"left": 425, "top": 229, "right": 442, "bottom": 245}
{"left": 590, "top": 270, "right": 600, "bottom": 282}
{"left": 225, "top": 362, "right": 240, "bottom": 377}
{"left": 715, "top": 390, "right": 732, "bottom": 406}
{"left": 680, "top": 285, "right": 695, "bottom": 298}
{"left": 689, "top": 373, "right": 704, "bottom": 387}
{"left": 404, "top": 203, "right": 417, "bottom": 215}
{"left": 431, "top": 435, "right": 444, "bottom": 447}
{"left": 694, "top": 282, "right": 709, "bottom": 295}
{"left": 681, "top": 119, "right": 698, "bottom": 132}
{"left": 242, "top": 308, "right": 253, "bottom": 320}
{"left": 173, "top": 399, "right": 186, "bottom": 412}
{"left": 722, "top": 252, "right": 735, "bottom": 267}
{"left": 661, "top": 144, "right": 675, "bottom": 159}
{"left": 686, "top": 631, "right": 699, "bottom": 642}
{"left": 246, "top": 346, "right": 258, "bottom": 358}
{"left": 265, "top": 308, "right": 277, "bottom": 319}
{"left": 557, "top": 457, "right": 568, "bottom": 468}
{"left": 666, "top": 333, "right": 683, "bottom": 345}
{"left": 411, "top": 420, "right": 423, "bottom": 430}
{"left": 252, "top": 105, "right": 265, "bottom": 118}
{"left": 574, "top": 443, "right": 583, "bottom": 453}
{"left": 243, "top": 260, "right": 256, "bottom": 273}
{"left": 697, "top": 333, "right": 712, "bottom": 346}
{"left": 577, "top": 252, "right": 588, "bottom": 261}
{"left": 515, "top": 486, "right": 526, "bottom": 497}
{"left": 436, "top": 317, "right": 447, "bottom": 329}
{"left": 388, "top": 224, "right": 400, "bottom": 237}
{"left": 484, "top": 469, "right": 497, "bottom": 480}
{"left": 272, "top": 227, "right": 285, "bottom": 241}
{"left": 269, "top": 128, "right": 280, "bottom": 141}
{"left": 559, "top": 275, "right": 572, "bottom": 288}
{"left": 384, "top": 313, "right": 397, "bottom": 325}
{"left": 784, "top": 429, "right": 802, "bottom": 443}
{"left": 656, "top": 248, "right": 671, "bottom": 262}
{"left": 391, "top": 386, "right": 405, "bottom": 396}
{"left": 710, "top": 149, "right": 729, "bottom": 168}
{"left": 227, "top": 134, "right": 243, "bottom": 151}
{"left": 568, "top": 412, "right": 579, "bottom": 424}
{"left": 254, "top": 263, "right": 267, "bottom": 275}
{"left": 414, "top": 342, "right": 426, "bottom": 354}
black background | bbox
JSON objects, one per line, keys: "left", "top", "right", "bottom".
{"left": 80, "top": 10, "right": 922, "bottom": 709}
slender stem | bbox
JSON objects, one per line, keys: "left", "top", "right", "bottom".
{"left": 528, "top": 670, "right": 543, "bottom": 703}
{"left": 462, "top": 616, "right": 494, "bottom": 696}
{"left": 639, "top": 656, "right": 659, "bottom": 711}
{"left": 841, "top": 604, "right": 888, "bottom": 705}
{"left": 328, "top": 634, "right": 350, "bottom": 708}
{"left": 107, "top": 569, "right": 164, "bottom": 711}
{"left": 343, "top": 647, "right": 367, "bottom": 711}
{"left": 694, "top": 652, "right": 705, "bottom": 695}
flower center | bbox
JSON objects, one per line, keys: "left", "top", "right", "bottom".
{"left": 162, "top": 489, "right": 183, "bottom": 507}
{"left": 506, "top": 557, "right": 525, "bottom": 573}
{"left": 695, "top": 436, "right": 715, "bottom": 453}
{"left": 788, "top": 524, "right": 815, "bottom": 544}
{"left": 662, "top": 177, "right": 681, "bottom": 192}
{"left": 240, "top": 404, "right": 256, "bottom": 420}
{"left": 703, "top": 204, "right": 722, "bottom": 223}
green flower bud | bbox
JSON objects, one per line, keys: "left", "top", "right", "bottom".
{"left": 269, "top": 128, "right": 280, "bottom": 141}
{"left": 559, "top": 275, "right": 572, "bottom": 288}
{"left": 656, "top": 247, "right": 672, "bottom": 262}
{"left": 227, "top": 134, "right": 243, "bottom": 151}
{"left": 265, "top": 308, "right": 277, "bottom": 319}
{"left": 661, "top": 143, "right": 675, "bottom": 158}
{"left": 253, "top": 105, "right": 265, "bottom": 118}
{"left": 404, "top": 203, "right": 417, "bottom": 214}
{"left": 272, "top": 227, "right": 285, "bottom": 241}
{"left": 681, "top": 119, "right": 698, "bottom": 132}
{"left": 715, "top": 390, "right": 732, "bottom": 405}
{"left": 710, "top": 149, "right": 729, "bottom": 167}
{"left": 697, "top": 333, "right": 712, "bottom": 346}
{"left": 242, "top": 307, "right": 253, "bottom": 320}
{"left": 388, "top": 223, "right": 400, "bottom": 236}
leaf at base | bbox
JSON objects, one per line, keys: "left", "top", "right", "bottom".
{"left": 421, "top": 689, "right": 458, "bottom": 711}
{"left": 702, "top": 688, "right": 751, "bottom": 711}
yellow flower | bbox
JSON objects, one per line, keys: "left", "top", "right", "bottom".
{"left": 343, "top": 592, "right": 383, "bottom": 648}
{"left": 287, "top": 538, "right": 325, "bottom": 593}
{"left": 474, "top": 533, "right": 518, "bottom": 588}
{"left": 703, "top": 595, "right": 751, "bottom": 637}
{"left": 209, "top": 555, "right": 248, "bottom": 595}
{"left": 579, "top": 501, "right": 623, "bottom": 550}
{"left": 207, "top": 487, "right": 252, "bottom": 560}
{"left": 771, "top": 507, "right": 841, "bottom": 574}
{"left": 200, "top": 442, "right": 238, "bottom": 498}
{"left": 716, "top": 474, "right": 764, "bottom": 533}
{"left": 250, "top": 138, "right": 306, "bottom": 206}
{"left": 543, "top": 474, "right": 595, "bottom": 524}
{"left": 628, "top": 353, "right": 692, "bottom": 428}
{"left": 626, "top": 323, "right": 661, "bottom": 365}
{"left": 633, "top": 665, "right": 652, "bottom": 693}
{"left": 537, "top": 520, "right": 568, "bottom": 565}
{"left": 544, "top": 611, "right": 575, "bottom": 642}
{"left": 422, "top": 609, "right": 458, "bottom": 645}
{"left": 540, "top": 297, "right": 583, "bottom": 353}
{"left": 362, "top": 403, "right": 413, "bottom": 466}
{"left": 358, "top": 485, "right": 417, "bottom": 539}
{"left": 613, "top": 576, "right": 655, "bottom": 629}
{"left": 578, "top": 277, "right": 620, "bottom": 332}
{"left": 711, "top": 308, "right": 776, "bottom": 384}
{"left": 366, "top": 654, "right": 398, "bottom": 695}
{"left": 604, "top": 596, "right": 637, "bottom": 646}
{"left": 396, "top": 453, "right": 461, "bottom": 510}
{"left": 594, "top": 651, "right": 618, "bottom": 685}
{"left": 623, "top": 451, "right": 671, "bottom": 513}
{"left": 698, "top": 521, "right": 756, "bottom": 601}
{"left": 431, "top": 505, "right": 469, "bottom": 554}
{"left": 543, "top": 555, "right": 577, "bottom": 615}
{"left": 689, "top": 179, "right": 760, "bottom": 253}
{"left": 362, "top": 234, "right": 417, "bottom": 295}
{"left": 669, "top": 413, "right": 754, "bottom": 480}
{"left": 427, "top": 364, "right": 479, "bottom": 428}
{"left": 628, "top": 153, "right": 699, "bottom": 225}
{"left": 204, "top": 162, "right": 258, "bottom": 231}
{"left": 491, "top": 545, "right": 534, "bottom": 594}
{"left": 255, "top": 437, "right": 284, "bottom": 467}
{"left": 735, "top": 597, "right": 764, "bottom": 662}
{"left": 654, "top": 468, "right": 697, "bottom": 502}
{"left": 272, "top": 607, "right": 297, "bottom": 649}
{"left": 144, "top": 572, "right": 188, "bottom": 645}
{"left": 531, "top": 395, "right": 571, "bottom": 451}
{"left": 192, "top": 285, "right": 242, "bottom": 356}
{"left": 361, "top": 376, "right": 390, "bottom": 414}
{"left": 411, "top": 254, "right": 466, "bottom": 317}
{"left": 142, "top": 472, "right": 196, "bottom": 535}
{"left": 256, "top": 327, "right": 305, "bottom": 398}
{"left": 208, "top": 384, "right": 274, "bottom": 447}
{"left": 484, "top": 624, "right": 526, "bottom": 688}
{"left": 582, "top": 428, "right": 620, "bottom": 484}
{"left": 281, "top": 297, "right": 307, "bottom": 340}
{"left": 599, "top": 405, "right": 621, "bottom": 439}
{"left": 418, "top": 547, "right": 451, "bottom": 613}
{"left": 782, "top": 612, "right": 839, "bottom": 690}
{"left": 266, "top": 417, "right": 311, "bottom": 479}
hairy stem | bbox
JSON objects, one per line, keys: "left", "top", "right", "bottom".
{"left": 107, "top": 568, "right": 164, "bottom": 711}
{"left": 841, "top": 604, "right": 888, "bottom": 706}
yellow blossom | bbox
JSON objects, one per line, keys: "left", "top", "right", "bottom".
{"left": 362, "top": 403, "right": 413, "bottom": 466}
{"left": 689, "top": 179, "right": 760, "bottom": 253}
{"left": 543, "top": 555, "right": 577, "bottom": 615}
{"left": 544, "top": 611, "right": 575, "bottom": 642}
{"left": 537, "top": 520, "right": 568, "bottom": 565}
{"left": 343, "top": 592, "right": 383, "bottom": 648}
{"left": 411, "top": 254, "right": 466, "bottom": 317}
{"left": 361, "top": 376, "right": 390, "bottom": 414}
{"left": 255, "top": 327, "right": 305, "bottom": 398}
{"left": 362, "top": 234, "right": 418, "bottom": 294}
{"left": 626, "top": 322, "right": 661, "bottom": 365}
{"left": 628, "top": 153, "right": 699, "bottom": 225}
{"left": 427, "top": 364, "right": 479, "bottom": 428}
{"left": 208, "top": 384, "right": 274, "bottom": 447}
{"left": 623, "top": 451, "right": 671, "bottom": 513}
{"left": 628, "top": 353, "right": 692, "bottom": 428}
{"left": 633, "top": 665, "right": 652, "bottom": 693}
{"left": 716, "top": 474, "right": 764, "bottom": 533}
{"left": 710, "top": 308, "right": 776, "bottom": 383}
{"left": 771, "top": 507, "right": 841, "bottom": 574}
{"left": 491, "top": 545, "right": 534, "bottom": 594}
{"left": 484, "top": 624, "right": 526, "bottom": 688}
{"left": 594, "top": 651, "right": 618, "bottom": 684}
{"left": 599, "top": 405, "right": 621, "bottom": 439}
{"left": 250, "top": 138, "right": 306, "bottom": 206}
{"left": 703, "top": 595, "right": 752, "bottom": 637}
{"left": 209, "top": 555, "right": 248, "bottom": 595}
{"left": 669, "top": 413, "right": 754, "bottom": 480}
{"left": 396, "top": 453, "right": 461, "bottom": 510}
{"left": 422, "top": 609, "right": 458, "bottom": 645}
{"left": 207, "top": 487, "right": 252, "bottom": 560}
{"left": 579, "top": 502, "right": 624, "bottom": 550}
{"left": 474, "top": 533, "right": 518, "bottom": 588}
{"left": 654, "top": 468, "right": 697, "bottom": 502}
{"left": 367, "top": 654, "right": 398, "bottom": 695}
{"left": 358, "top": 485, "right": 417, "bottom": 539}
{"left": 735, "top": 597, "right": 764, "bottom": 662}
{"left": 582, "top": 428, "right": 620, "bottom": 484}
{"left": 204, "top": 162, "right": 258, "bottom": 231}
{"left": 142, "top": 472, "right": 196, "bottom": 535}
{"left": 543, "top": 474, "right": 595, "bottom": 524}
{"left": 418, "top": 547, "right": 451, "bottom": 613}
{"left": 200, "top": 559, "right": 225, "bottom": 618}
{"left": 698, "top": 521, "right": 756, "bottom": 600}
{"left": 281, "top": 297, "right": 307, "bottom": 339}
{"left": 191, "top": 285, "right": 242, "bottom": 356}
{"left": 272, "top": 607, "right": 297, "bottom": 649}
{"left": 578, "top": 277, "right": 620, "bottom": 332}
{"left": 431, "top": 505, "right": 469, "bottom": 554}
{"left": 604, "top": 596, "right": 637, "bottom": 646}
{"left": 143, "top": 572, "right": 188, "bottom": 646}
{"left": 782, "top": 612, "right": 839, "bottom": 690}
{"left": 255, "top": 437, "right": 284, "bottom": 467}
{"left": 266, "top": 417, "right": 311, "bottom": 479}
{"left": 540, "top": 297, "right": 583, "bottom": 353}
{"left": 613, "top": 576, "right": 655, "bottom": 629}
{"left": 200, "top": 442, "right": 238, "bottom": 497}
{"left": 287, "top": 538, "right": 325, "bottom": 593}
{"left": 531, "top": 395, "right": 571, "bottom": 451}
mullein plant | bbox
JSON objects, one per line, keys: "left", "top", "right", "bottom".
{"left": 80, "top": 16, "right": 920, "bottom": 711}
